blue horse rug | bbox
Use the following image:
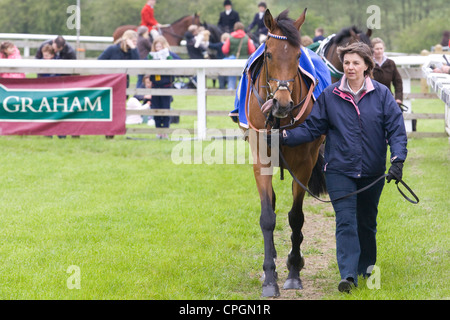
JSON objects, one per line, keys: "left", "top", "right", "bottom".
{"left": 229, "top": 43, "right": 331, "bottom": 128}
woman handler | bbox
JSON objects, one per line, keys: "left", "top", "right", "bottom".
{"left": 268, "top": 42, "right": 408, "bottom": 292}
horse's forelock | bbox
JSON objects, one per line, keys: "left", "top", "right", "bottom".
{"left": 274, "top": 10, "right": 301, "bottom": 48}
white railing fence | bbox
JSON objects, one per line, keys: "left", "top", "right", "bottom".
{"left": 0, "top": 53, "right": 448, "bottom": 139}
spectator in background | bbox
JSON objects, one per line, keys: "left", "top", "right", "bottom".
{"left": 98, "top": 29, "right": 140, "bottom": 88}
{"left": 247, "top": 2, "right": 268, "bottom": 45}
{"left": 218, "top": 0, "right": 240, "bottom": 34}
{"left": 194, "top": 27, "right": 211, "bottom": 59}
{"left": 126, "top": 75, "right": 153, "bottom": 125}
{"left": 301, "top": 35, "right": 313, "bottom": 47}
{"left": 98, "top": 30, "right": 140, "bottom": 139}
{"left": 440, "top": 30, "right": 450, "bottom": 47}
{"left": 136, "top": 25, "right": 152, "bottom": 89}
{"left": 147, "top": 36, "right": 181, "bottom": 139}
{"left": 140, "top": 0, "right": 162, "bottom": 40}
{"left": 371, "top": 37, "right": 403, "bottom": 105}
{"left": 37, "top": 44, "right": 65, "bottom": 139}
{"left": 185, "top": 25, "right": 204, "bottom": 59}
{"left": 222, "top": 22, "right": 256, "bottom": 90}
{"left": 209, "top": 32, "right": 230, "bottom": 89}
{"left": 131, "top": 75, "right": 155, "bottom": 126}
{"left": 313, "top": 27, "right": 325, "bottom": 42}
{"left": 0, "top": 41, "right": 25, "bottom": 78}
{"left": 35, "top": 36, "right": 76, "bottom": 60}
{"left": 137, "top": 25, "right": 152, "bottom": 59}
{"left": 36, "top": 44, "right": 60, "bottom": 78}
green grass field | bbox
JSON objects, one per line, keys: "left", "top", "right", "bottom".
{"left": 0, "top": 85, "right": 448, "bottom": 300}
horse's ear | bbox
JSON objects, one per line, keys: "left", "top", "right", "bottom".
{"left": 294, "top": 8, "right": 307, "bottom": 30}
{"left": 366, "top": 29, "right": 372, "bottom": 38}
{"left": 264, "top": 9, "right": 275, "bottom": 31}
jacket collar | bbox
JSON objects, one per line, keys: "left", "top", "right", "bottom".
{"left": 338, "top": 74, "right": 375, "bottom": 93}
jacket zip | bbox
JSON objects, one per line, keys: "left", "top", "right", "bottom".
{"left": 332, "top": 87, "right": 368, "bottom": 177}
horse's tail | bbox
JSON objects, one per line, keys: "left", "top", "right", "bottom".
{"left": 308, "top": 146, "right": 327, "bottom": 196}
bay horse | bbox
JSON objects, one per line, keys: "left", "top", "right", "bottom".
{"left": 112, "top": 13, "right": 201, "bottom": 46}
{"left": 245, "top": 9, "right": 326, "bottom": 297}
{"left": 323, "top": 26, "right": 372, "bottom": 83}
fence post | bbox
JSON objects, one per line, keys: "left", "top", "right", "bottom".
{"left": 196, "top": 67, "right": 207, "bottom": 140}
{"left": 402, "top": 67, "right": 412, "bottom": 132}
{"left": 24, "top": 40, "right": 30, "bottom": 58}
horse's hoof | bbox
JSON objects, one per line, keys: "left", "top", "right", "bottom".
{"left": 262, "top": 283, "right": 280, "bottom": 298}
{"left": 283, "top": 278, "right": 303, "bottom": 290}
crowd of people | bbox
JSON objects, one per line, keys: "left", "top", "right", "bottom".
{"left": 1, "top": 0, "right": 448, "bottom": 141}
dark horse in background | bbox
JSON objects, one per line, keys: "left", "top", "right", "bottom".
{"left": 244, "top": 9, "right": 326, "bottom": 297}
{"left": 113, "top": 13, "right": 201, "bottom": 46}
{"left": 322, "top": 26, "right": 372, "bottom": 83}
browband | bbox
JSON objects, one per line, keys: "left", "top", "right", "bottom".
{"left": 267, "top": 32, "right": 288, "bottom": 40}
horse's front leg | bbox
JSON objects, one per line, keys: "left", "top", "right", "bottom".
{"left": 253, "top": 164, "right": 279, "bottom": 297}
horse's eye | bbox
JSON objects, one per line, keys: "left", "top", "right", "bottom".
{"left": 297, "top": 52, "right": 301, "bottom": 60}
{"left": 265, "top": 52, "right": 272, "bottom": 60}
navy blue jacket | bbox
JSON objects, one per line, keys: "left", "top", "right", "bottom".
{"left": 98, "top": 43, "right": 139, "bottom": 60}
{"left": 247, "top": 13, "right": 268, "bottom": 36}
{"left": 283, "top": 76, "right": 407, "bottom": 178}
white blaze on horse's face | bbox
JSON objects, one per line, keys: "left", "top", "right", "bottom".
{"left": 266, "top": 39, "right": 301, "bottom": 119}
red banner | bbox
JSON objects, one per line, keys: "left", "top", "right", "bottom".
{"left": 0, "top": 74, "right": 127, "bottom": 136}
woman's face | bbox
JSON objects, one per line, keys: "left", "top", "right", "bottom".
{"left": 373, "top": 42, "right": 384, "bottom": 60}
{"left": 343, "top": 52, "right": 368, "bottom": 83}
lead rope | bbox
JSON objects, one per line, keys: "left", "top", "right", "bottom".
{"left": 278, "top": 149, "right": 419, "bottom": 204}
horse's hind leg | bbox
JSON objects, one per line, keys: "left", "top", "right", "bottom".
{"left": 283, "top": 192, "right": 306, "bottom": 290}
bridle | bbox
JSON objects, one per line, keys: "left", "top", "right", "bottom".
{"left": 245, "top": 32, "right": 316, "bottom": 133}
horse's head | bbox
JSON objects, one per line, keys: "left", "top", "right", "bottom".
{"left": 346, "top": 26, "right": 373, "bottom": 47}
{"left": 192, "top": 13, "right": 201, "bottom": 26}
{"left": 263, "top": 9, "right": 306, "bottom": 119}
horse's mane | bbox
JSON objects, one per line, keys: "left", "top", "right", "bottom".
{"left": 275, "top": 10, "right": 301, "bottom": 48}
{"left": 331, "top": 25, "right": 371, "bottom": 46}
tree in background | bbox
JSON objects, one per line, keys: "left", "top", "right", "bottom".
{"left": 0, "top": 0, "right": 449, "bottom": 53}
